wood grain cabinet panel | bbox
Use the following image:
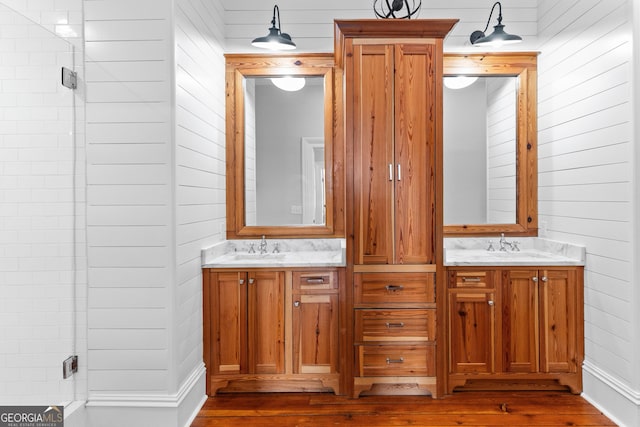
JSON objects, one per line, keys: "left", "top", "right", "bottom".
{"left": 446, "top": 267, "right": 584, "bottom": 394}
{"left": 352, "top": 42, "right": 436, "bottom": 266}
{"left": 204, "top": 268, "right": 342, "bottom": 396}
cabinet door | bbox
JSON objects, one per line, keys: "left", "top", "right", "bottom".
{"left": 353, "top": 43, "right": 394, "bottom": 265}
{"left": 212, "top": 271, "right": 247, "bottom": 374}
{"left": 247, "top": 271, "right": 285, "bottom": 374}
{"left": 292, "top": 293, "right": 339, "bottom": 374}
{"left": 539, "top": 269, "right": 579, "bottom": 373}
{"left": 448, "top": 290, "right": 495, "bottom": 374}
{"left": 501, "top": 269, "right": 539, "bottom": 373}
{"left": 393, "top": 43, "right": 436, "bottom": 265}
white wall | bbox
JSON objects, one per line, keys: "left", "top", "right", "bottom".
{"left": 0, "top": 0, "right": 86, "bottom": 407}
{"left": 486, "top": 77, "right": 517, "bottom": 223}
{"left": 222, "top": 0, "right": 539, "bottom": 53}
{"left": 174, "top": 0, "right": 226, "bottom": 422}
{"left": 536, "top": 0, "right": 638, "bottom": 426}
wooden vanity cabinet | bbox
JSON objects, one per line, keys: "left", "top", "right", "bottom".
{"left": 292, "top": 271, "right": 339, "bottom": 376}
{"left": 203, "top": 268, "right": 342, "bottom": 395}
{"left": 448, "top": 271, "right": 496, "bottom": 375}
{"left": 208, "top": 270, "right": 285, "bottom": 377}
{"left": 446, "top": 266, "right": 584, "bottom": 394}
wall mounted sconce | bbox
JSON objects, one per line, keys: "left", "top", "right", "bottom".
{"left": 251, "top": 5, "right": 296, "bottom": 50}
{"left": 470, "top": 2, "right": 522, "bottom": 47}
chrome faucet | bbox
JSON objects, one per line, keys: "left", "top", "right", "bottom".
{"left": 499, "top": 233, "right": 511, "bottom": 251}
{"left": 498, "top": 233, "right": 520, "bottom": 252}
{"left": 258, "top": 235, "right": 268, "bottom": 254}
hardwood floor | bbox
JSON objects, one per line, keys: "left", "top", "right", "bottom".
{"left": 191, "top": 391, "right": 617, "bottom": 426}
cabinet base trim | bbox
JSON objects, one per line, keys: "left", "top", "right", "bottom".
{"left": 353, "top": 376, "right": 437, "bottom": 398}
{"left": 208, "top": 375, "right": 340, "bottom": 396}
{"left": 448, "top": 373, "right": 582, "bottom": 394}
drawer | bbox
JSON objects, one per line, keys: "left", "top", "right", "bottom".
{"left": 448, "top": 270, "right": 494, "bottom": 289}
{"left": 355, "top": 309, "right": 435, "bottom": 342}
{"left": 356, "top": 344, "right": 435, "bottom": 377}
{"left": 293, "top": 271, "right": 337, "bottom": 292}
{"left": 355, "top": 273, "right": 435, "bottom": 304}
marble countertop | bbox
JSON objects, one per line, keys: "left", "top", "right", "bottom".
{"left": 444, "top": 238, "right": 586, "bottom": 266}
{"left": 202, "top": 238, "right": 346, "bottom": 268}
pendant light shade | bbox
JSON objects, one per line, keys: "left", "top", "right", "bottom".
{"left": 251, "top": 5, "right": 296, "bottom": 51}
{"left": 470, "top": 2, "right": 522, "bottom": 47}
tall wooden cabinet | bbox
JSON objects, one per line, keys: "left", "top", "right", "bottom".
{"left": 336, "top": 19, "right": 457, "bottom": 398}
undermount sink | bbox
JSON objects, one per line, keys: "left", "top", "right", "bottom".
{"left": 230, "top": 253, "right": 287, "bottom": 261}
{"left": 444, "top": 247, "right": 583, "bottom": 266}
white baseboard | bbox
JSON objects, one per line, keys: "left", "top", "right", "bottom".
{"left": 83, "top": 363, "right": 207, "bottom": 427}
{"left": 582, "top": 360, "right": 640, "bottom": 427}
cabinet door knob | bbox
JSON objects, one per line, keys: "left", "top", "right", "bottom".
{"left": 397, "top": 163, "right": 402, "bottom": 181}
{"left": 488, "top": 300, "right": 494, "bottom": 306}
{"left": 389, "top": 163, "right": 393, "bottom": 181}
{"left": 239, "top": 279, "right": 245, "bottom": 285}
{"left": 541, "top": 276, "right": 548, "bottom": 282}
{"left": 293, "top": 301, "right": 300, "bottom": 307}
{"left": 532, "top": 276, "right": 538, "bottom": 283}
{"left": 248, "top": 278, "right": 255, "bottom": 284}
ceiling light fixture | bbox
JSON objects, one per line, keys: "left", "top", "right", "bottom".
{"left": 470, "top": 2, "right": 522, "bottom": 47}
{"left": 271, "top": 77, "right": 306, "bottom": 92}
{"left": 443, "top": 76, "right": 479, "bottom": 90}
{"left": 251, "top": 5, "right": 296, "bottom": 51}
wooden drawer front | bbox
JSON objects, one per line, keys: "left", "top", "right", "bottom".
{"left": 355, "top": 273, "right": 435, "bottom": 304}
{"left": 293, "top": 271, "right": 337, "bottom": 292}
{"left": 357, "top": 345, "right": 435, "bottom": 377}
{"left": 449, "top": 270, "right": 494, "bottom": 289}
{"left": 356, "top": 309, "right": 435, "bottom": 342}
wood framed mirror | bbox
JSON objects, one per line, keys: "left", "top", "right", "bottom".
{"left": 225, "top": 54, "right": 341, "bottom": 238}
{"left": 443, "top": 52, "right": 538, "bottom": 237}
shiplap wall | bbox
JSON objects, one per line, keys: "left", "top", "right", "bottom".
{"left": 0, "top": 0, "right": 86, "bottom": 405}
{"left": 486, "top": 78, "right": 517, "bottom": 223}
{"left": 85, "top": 0, "right": 174, "bottom": 395}
{"left": 536, "top": 0, "right": 637, "bottom": 425}
{"left": 174, "top": 0, "right": 226, "bottom": 394}
{"left": 223, "top": 0, "right": 539, "bottom": 52}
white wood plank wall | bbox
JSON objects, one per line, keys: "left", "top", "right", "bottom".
{"left": 536, "top": 1, "right": 636, "bottom": 424}
{"left": 486, "top": 78, "right": 517, "bottom": 223}
{"left": 174, "top": 0, "right": 226, "bottom": 390}
{"left": 84, "top": 0, "right": 174, "bottom": 394}
{"left": 222, "top": 0, "right": 539, "bottom": 52}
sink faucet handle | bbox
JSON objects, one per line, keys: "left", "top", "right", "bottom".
{"left": 487, "top": 240, "right": 495, "bottom": 252}
{"left": 272, "top": 242, "right": 280, "bottom": 253}
{"left": 512, "top": 241, "right": 520, "bottom": 251}
{"left": 248, "top": 243, "right": 256, "bottom": 253}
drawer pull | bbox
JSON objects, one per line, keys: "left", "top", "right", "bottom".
{"left": 462, "top": 277, "right": 482, "bottom": 282}
{"left": 305, "top": 277, "right": 325, "bottom": 284}
{"left": 386, "top": 357, "right": 405, "bottom": 364}
{"left": 385, "top": 284, "right": 404, "bottom": 292}
{"left": 385, "top": 322, "right": 405, "bottom": 328}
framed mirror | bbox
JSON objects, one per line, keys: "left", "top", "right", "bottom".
{"left": 225, "top": 54, "right": 339, "bottom": 238}
{"left": 443, "top": 53, "right": 538, "bottom": 236}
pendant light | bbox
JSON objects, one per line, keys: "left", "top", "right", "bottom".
{"left": 470, "top": 2, "right": 522, "bottom": 47}
{"left": 251, "top": 5, "right": 296, "bottom": 51}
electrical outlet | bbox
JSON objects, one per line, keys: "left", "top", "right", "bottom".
{"left": 63, "top": 355, "right": 78, "bottom": 379}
